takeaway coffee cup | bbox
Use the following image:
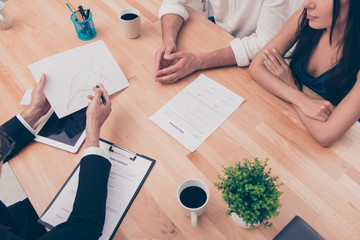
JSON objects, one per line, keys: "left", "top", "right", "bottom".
{"left": 177, "top": 178, "right": 210, "bottom": 227}
{"left": 0, "top": 1, "right": 11, "bottom": 30}
{"left": 118, "top": 8, "right": 141, "bottom": 39}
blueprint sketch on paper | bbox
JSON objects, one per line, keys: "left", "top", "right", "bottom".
{"left": 29, "top": 40, "right": 129, "bottom": 118}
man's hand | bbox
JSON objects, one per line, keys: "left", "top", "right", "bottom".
{"left": 85, "top": 84, "right": 112, "bottom": 148}
{"left": 21, "top": 73, "right": 51, "bottom": 128}
{"left": 154, "top": 13, "right": 184, "bottom": 81}
{"left": 155, "top": 51, "right": 199, "bottom": 84}
{"left": 154, "top": 41, "right": 177, "bottom": 74}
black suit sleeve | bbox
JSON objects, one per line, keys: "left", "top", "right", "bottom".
{"left": 0, "top": 117, "right": 37, "bottom": 239}
{"left": 0, "top": 201, "right": 22, "bottom": 240}
{"left": 1, "top": 117, "right": 34, "bottom": 163}
{"left": 0, "top": 225, "right": 22, "bottom": 240}
{"left": 40, "top": 155, "right": 111, "bottom": 240}
{"left": 1, "top": 117, "right": 111, "bottom": 240}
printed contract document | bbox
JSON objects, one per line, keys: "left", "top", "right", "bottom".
{"left": 150, "top": 74, "right": 245, "bottom": 152}
{"left": 39, "top": 140, "right": 155, "bottom": 240}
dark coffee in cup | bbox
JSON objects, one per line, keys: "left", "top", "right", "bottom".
{"left": 177, "top": 178, "right": 209, "bottom": 227}
{"left": 180, "top": 186, "right": 207, "bottom": 208}
{"left": 118, "top": 8, "right": 141, "bottom": 39}
{"left": 121, "top": 13, "right": 138, "bottom": 21}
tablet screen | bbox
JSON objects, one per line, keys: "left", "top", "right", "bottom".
{"left": 37, "top": 108, "right": 87, "bottom": 146}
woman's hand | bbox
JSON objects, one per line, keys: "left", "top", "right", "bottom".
{"left": 294, "top": 94, "right": 335, "bottom": 122}
{"left": 263, "top": 48, "right": 296, "bottom": 87}
{"left": 262, "top": 48, "right": 336, "bottom": 121}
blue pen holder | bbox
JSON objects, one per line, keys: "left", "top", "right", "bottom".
{"left": 70, "top": 11, "right": 96, "bottom": 41}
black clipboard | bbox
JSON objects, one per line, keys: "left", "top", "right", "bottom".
{"left": 99, "top": 139, "right": 156, "bottom": 240}
{"left": 38, "top": 139, "right": 156, "bottom": 240}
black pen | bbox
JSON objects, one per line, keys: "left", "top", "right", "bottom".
{"left": 85, "top": 8, "right": 90, "bottom": 20}
{"left": 96, "top": 85, "right": 106, "bottom": 105}
{"left": 78, "top": 5, "right": 87, "bottom": 20}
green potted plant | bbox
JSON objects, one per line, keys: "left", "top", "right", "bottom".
{"left": 215, "top": 158, "right": 282, "bottom": 228}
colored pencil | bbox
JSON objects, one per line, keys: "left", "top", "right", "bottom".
{"left": 65, "top": 0, "right": 84, "bottom": 21}
{"left": 64, "top": 1, "right": 78, "bottom": 21}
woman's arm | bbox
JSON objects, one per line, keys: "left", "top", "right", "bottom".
{"left": 250, "top": 8, "right": 333, "bottom": 121}
{"left": 249, "top": 8, "right": 305, "bottom": 105}
{"left": 250, "top": 8, "right": 360, "bottom": 146}
{"left": 262, "top": 47, "right": 335, "bottom": 122}
{"left": 294, "top": 71, "right": 360, "bottom": 147}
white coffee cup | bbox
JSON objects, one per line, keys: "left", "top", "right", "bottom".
{"left": 118, "top": 8, "right": 141, "bottom": 39}
{"left": 0, "top": 1, "right": 11, "bottom": 30}
{"left": 177, "top": 178, "right": 210, "bottom": 227}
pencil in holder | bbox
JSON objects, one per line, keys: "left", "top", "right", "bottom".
{"left": 70, "top": 11, "right": 96, "bottom": 41}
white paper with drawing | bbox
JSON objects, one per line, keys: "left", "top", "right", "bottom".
{"left": 150, "top": 74, "right": 245, "bottom": 152}
{"left": 28, "top": 40, "right": 129, "bottom": 118}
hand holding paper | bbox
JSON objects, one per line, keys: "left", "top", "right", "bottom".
{"left": 20, "top": 73, "right": 51, "bottom": 128}
{"left": 28, "top": 40, "right": 129, "bottom": 118}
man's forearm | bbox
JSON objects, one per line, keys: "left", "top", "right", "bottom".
{"left": 85, "top": 126, "right": 100, "bottom": 148}
{"left": 196, "top": 46, "right": 237, "bottom": 70}
{"left": 20, "top": 107, "right": 44, "bottom": 129}
{"left": 161, "top": 14, "right": 184, "bottom": 44}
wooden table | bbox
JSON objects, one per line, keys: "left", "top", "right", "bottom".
{"left": 1, "top": 0, "right": 360, "bottom": 239}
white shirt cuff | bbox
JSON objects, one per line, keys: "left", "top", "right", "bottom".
{"left": 83, "top": 146, "right": 106, "bottom": 158}
{"left": 230, "top": 38, "right": 251, "bottom": 67}
{"left": 158, "top": 3, "right": 189, "bottom": 21}
{"left": 16, "top": 114, "right": 36, "bottom": 135}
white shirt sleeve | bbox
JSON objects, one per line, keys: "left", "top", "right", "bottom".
{"left": 82, "top": 146, "right": 106, "bottom": 158}
{"left": 16, "top": 114, "right": 36, "bottom": 135}
{"left": 158, "top": 0, "right": 192, "bottom": 21}
{"left": 230, "top": 0, "right": 292, "bottom": 67}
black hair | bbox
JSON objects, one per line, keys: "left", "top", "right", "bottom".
{"left": 289, "top": 0, "right": 360, "bottom": 106}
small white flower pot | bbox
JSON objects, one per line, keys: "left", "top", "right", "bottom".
{"left": 231, "top": 213, "right": 260, "bottom": 229}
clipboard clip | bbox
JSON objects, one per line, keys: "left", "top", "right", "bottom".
{"left": 109, "top": 145, "right": 137, "bottom": 161}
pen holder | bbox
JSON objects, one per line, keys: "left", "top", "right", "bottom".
{"left": 70, "top": 11, "right": 96, "bottom": 41}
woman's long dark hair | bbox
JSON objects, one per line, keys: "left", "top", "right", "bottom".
{"left": 289, "top": 0, "right": 360, "bottom": 106}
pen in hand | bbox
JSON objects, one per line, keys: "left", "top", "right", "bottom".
{"left": 96, "top": 85, "right": 107, "bottom": 105}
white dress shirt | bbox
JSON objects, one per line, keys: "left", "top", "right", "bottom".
{"left": 159, "top": 0, "right": 301, "bottom": 66}
{"left": 16, "top": 114, "right": 105, "bottom": 158}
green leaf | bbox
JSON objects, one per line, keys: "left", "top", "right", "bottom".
{"left": 214, "top": 157, "right": 282, "bottom": 228}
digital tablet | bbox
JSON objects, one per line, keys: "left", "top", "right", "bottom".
{"left": 35, "top": 108, "right": 87, "bottom": 153}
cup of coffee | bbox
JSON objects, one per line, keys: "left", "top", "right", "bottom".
{"left": 177, "top": 178, "right": 210, "bottom": 227}
{"left": 0, "top": 1, "right": 11, "bottom": 30}
{"left": 118, "top": 8, "right": 141, "bottom": 39}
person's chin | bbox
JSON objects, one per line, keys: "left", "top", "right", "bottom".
{"left": 308, "top": 21, "right": 324, "bottom": 30}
